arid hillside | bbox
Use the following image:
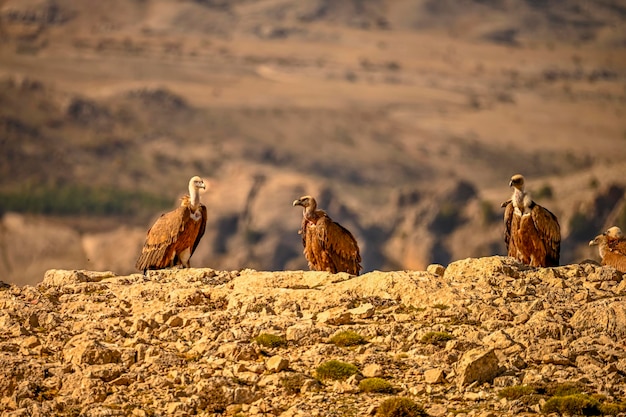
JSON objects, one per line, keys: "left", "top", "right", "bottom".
{"left": 0, "top": 0, "right": 625, "bottom": 285}
{"left": 1, "top": 259, "right": 625, "bottom": 416}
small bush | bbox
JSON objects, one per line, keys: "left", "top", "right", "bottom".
{"left": 202, "top": 384, "right": 228, "bottom": 413}
{"left": 430, "top": 202, "right": 461, "bottom": 234}
{"left": 478, "top": 199, "right": 497, "bottom": 224}
{"left": 420, "top": 331, "right": 455, "bottom": 345}
{"left": 315, "top": 360, "right": 359, "bottom": 381}
{"left": 568, "top": 211, "right": 596, "bottom": 240}
{"left": 534, "top": 184, "right": 554, "bottom": 200}
{"left": 542, "top": 380, "right": 585, "bottom": 397}
{"left": 599, "top": 401, "right": 626, "bottom": 415}
{"left": 376, "top": 397, "right": 427, "bottom": 417}
{"left": 542, "top": 393, "right": 600, "bottom": 415}
{"left": 498, "top": 385, "right": 536, "bottom": 400}
{"left": 280, "top": 373, "right": 308, "bottom": 395}
{"left": 330, "top": 330, "right": 367, "bottom": 347}
{"left": 0, "top": 183, "right": 171, "bottom": 218}
{"left": 359, "top": 378, "right": 394, "bottom": 394}
{"left": 253, "top": 333, "right": 286, "bottom": 349}
{"left": 432, "top": 303, "right": 449, "bottom": 310}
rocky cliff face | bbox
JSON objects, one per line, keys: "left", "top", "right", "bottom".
{"left": 1, "top": 257, "right": 625, "bottom": 416}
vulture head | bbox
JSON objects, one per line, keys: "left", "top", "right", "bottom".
{"left": 589, "top": 234, "right": 606, "bottom": 247}
{"left": 187, "top": 176, "right": 207, "bottom": 209}
{"left": 606, "top": 226, "right": 624, "bottom": 239}
{"left": 509, "top": 174, "right": 525, "bottom": 191}
{"left": 189, "top": 176, "right": 207, "bottom": 192}
{"left": 293, "top": 195, "right": 317, "bottom": 209}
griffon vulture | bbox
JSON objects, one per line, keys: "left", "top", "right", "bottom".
{"left": 502, "top": 174, "right": 561, "bottom": 267}
{"left": 589, "top": 226, "right": 626, "bottom": 272}
{"left": 293, "top": 195, "right": 362, "bottom": 275}
{"left": 135, "top": 176, "right": 208, "bottom": 273}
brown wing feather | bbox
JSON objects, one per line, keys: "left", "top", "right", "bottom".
{"left": 503, "top": 201, "right": 515, "bottom": 256}
{"left": 170, "top": 206, "right": 204, "bottom": 267}
{"left": 607, "top": 238, "right": 626, "bottom": 255}
{"left": 601, "top": 250, "right": 626, "bottom": 272}
{"left": 190, "top": 204, "right": 207, "bottom": 257}
{"left": 603, "top": 238, "right": 626, "bottom": 272}
{"left": 135, "top": 206, "right": 187, "bottom": 271}
{"left": 530, "top": 203, "right": 560, "bottom": 267}
{"left": 313, "top": 216, "right": 361, "bottom": 275}
{"left": 302, "top": 220, "right": 324, "bottom": 272}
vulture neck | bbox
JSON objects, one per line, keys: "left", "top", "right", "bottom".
{"left": 512, "top": 187, "right": 532, "bottom": 214}
{"left": 597, "top": 239, "right": 608, "bottom": 258}
{"left": 303, "top": 203, "right": 321, "bottom": 223}
{"left": 188, "top": 187, "right": 201, "bottom": 210}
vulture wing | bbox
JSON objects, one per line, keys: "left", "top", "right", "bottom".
{"left": 503, "top": 201, "right": 515, "bottom": 256}
{"left": 314, "top": 216, "right": 361, "bottom": 275}
{"left": 601, "top": 250, "right": 626, "bottom": 272}
{"left": 608, "top": 238, "right": 626, "bottom": 255}
{"left": 530, "top": 203, "right": 561, "bottom": 266}
{"left": 136, "top": 206, "right": 187, "bottom": 271}
{"left": 190, "top": 204, "right": 208, "bottom": 256}
{"left": 170, "top": 205, "right": 206, "bottom": 267}
{"left": 604, "top": 238, "right": 626, "bottom": 272}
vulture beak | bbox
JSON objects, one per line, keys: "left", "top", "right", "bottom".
{"left": 508, "top": 180, "right": 513, "bottom": 188}
{"left": 589, "top": 236, "right": 599, "bottom": 246}
{"left": 293, "top": 199, "right": 303, "bottom": 207}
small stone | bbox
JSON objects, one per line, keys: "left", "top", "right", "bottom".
{"left": 316, "top": 307, "right": 352, "bottom": 325}
{"left": 166, "top": 402, "right": 185, "bottom": 414}
{"left": 427, "top": 403, "right": 447, "bottom": 417}
{"left": 165, "top": 315, "right": 183, "bottom": 327}
{"left": 424, "top": 368, "right": 445, "bottom": 384}
{"left": 22, "top": 336, "right": 40, "bottom": 348}
{"left": 456, "top": 348, "right": 501, "bottom": 388}
{"left": 362, "top": 364, "right": 383, "bottom": 378}
{"left": 266, "top": 355, "right": 289, "bottom": 372}
{"left": 427, "top": 264, "right": 446, "bottom": 276}
{"left": 348, "top": 303, "right": 375, "bottom": 319}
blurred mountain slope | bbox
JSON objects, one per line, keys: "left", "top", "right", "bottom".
{"left": 0, "top": 0, "right": 625, "bottom": 285}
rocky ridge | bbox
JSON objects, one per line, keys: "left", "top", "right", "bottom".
{"left": 1, "top": 256, "right": 625, "bottom": 416}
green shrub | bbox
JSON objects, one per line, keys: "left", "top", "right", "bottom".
{"left": 280, "top": 373, "right": 308, "bottom": 395}
{"left": 376, "top": 397, "right": 427, "bottom": 417}
{"left": 534, "top": 184, "right": 554, "bottom": 200}
{"left": 568, "top": 211, "right": 596, "bottom": 240}
{"left": 599, "top": 401, "right": 626, "bottom": 415}
{"left": 478, "top": 199, "right": 497, "bottom": 224}
{"left": 330, "top": 330, "right": 367, "bottom": 347}
{"left": 0, "top": 183, "right": 171, "bottom": 218}
{"left": 542, "top": 394, "right": 600, "bottom": 416}
{"left": 359, "top": 378, "right": 394, "bottom": 394}
{"left": 498, "top": 385, "right": 536, "bottom": 400}
{"left": 543, "top": 380, "right": 585, "bottom": 397}
{"left": 420, "top": 331, "right": 454, "bottom": 345}
{"left": 315, "top": 360, "right": 359, "bottom": 381}
{"left": 253, "top": 333, "right": 286, "bottom": 349}
{"left": 430, "top": 202, "right": 461, "bottom": 234}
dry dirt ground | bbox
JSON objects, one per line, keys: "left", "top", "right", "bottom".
{"left": 0, "top": 0, "right": 625, "bottom": 285}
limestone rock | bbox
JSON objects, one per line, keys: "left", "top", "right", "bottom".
{"left": 570, "top": 299, "right": 626, "bottom": 340}
{"left": 427, "top": 264, "right": 446, "bottom": 276}
{"left": 1, "top": 260, "right": 625, "bottom": 416}
{"left": 266, "top": 355, "right": 289, "bottom": 373}
{"left": 455, "top": 348, "right": 501, "bottom": 388}
{"left": 361, "top": 363, "right": 383, "bottom": 378}
{"left": 424, "top": 368, "right": 446, "bottom": 384}
{"left": 316, "top": 307, "right": 352, "bottom": 325}
{"left": 41, "top": 269, "right": 116, "bottom": 287}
